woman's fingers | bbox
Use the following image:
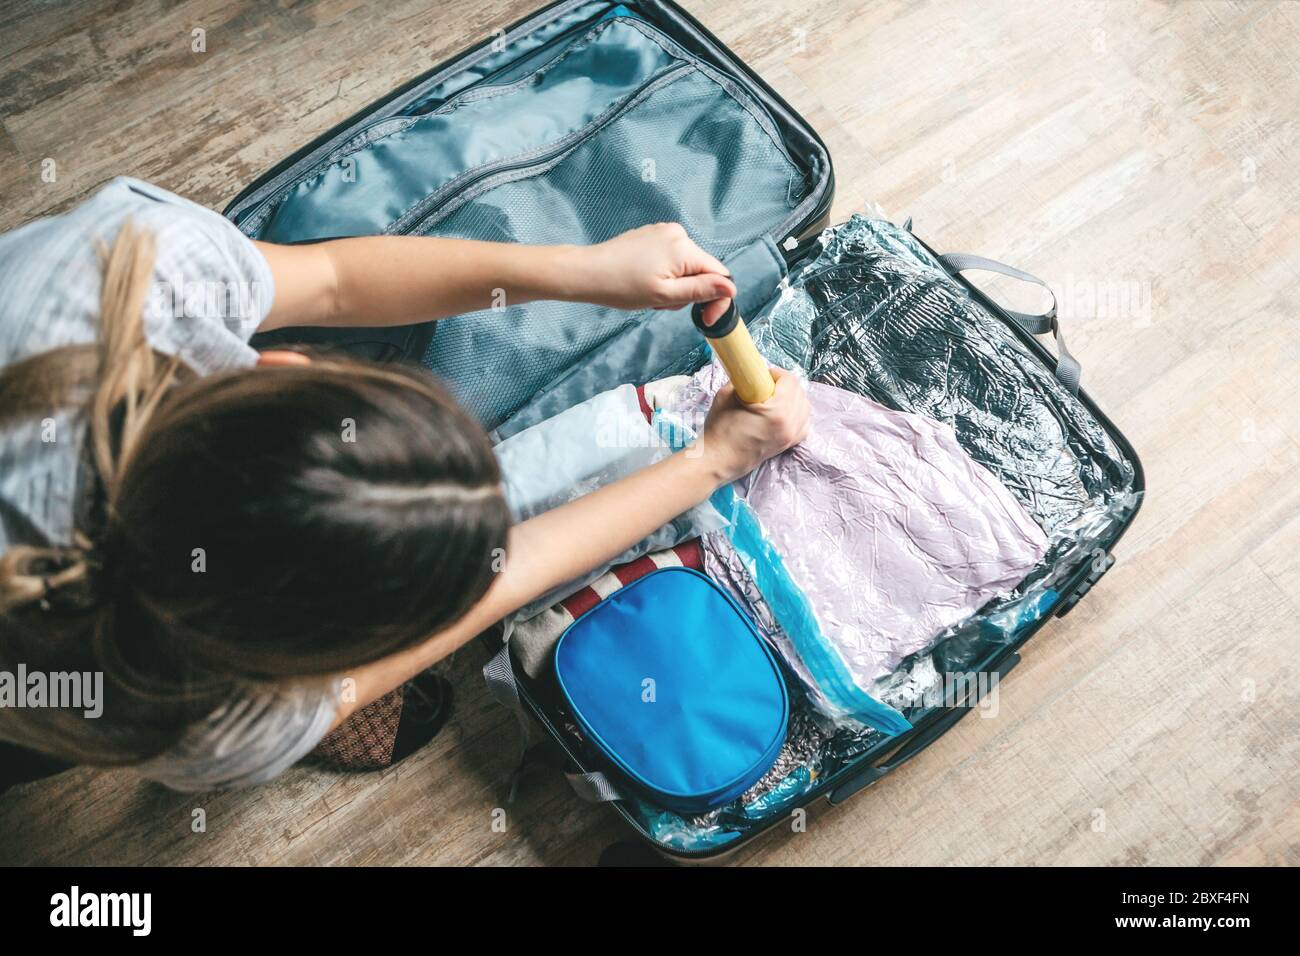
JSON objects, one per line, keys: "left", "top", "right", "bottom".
{"left": 588, "top": 222, "right": 736, "bottom": 312}
{"left": 679, "top": 239, "right": 731, "bottom": 280}
{"left": 695, "top": 296, "right": 733, "bottom": 326}
{"left": 256, "top": 349, "right": 313, "bottom": 367}
{"left": 654, "top": 274, "right": 736, "bottom": 312}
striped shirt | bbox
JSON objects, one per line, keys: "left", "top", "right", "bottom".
{"left": 0, "top": 178, "right": 338, "bottom": 789}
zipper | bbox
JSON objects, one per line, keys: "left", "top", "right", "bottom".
{"left": 224, "top": 0, "right": 596, "bottom": 226}
{"left": 392, "top": 61, "right": 692, "bottom": 235}
{"left": 238, "top": 116, "right": 425, "bottom": 236}
{"left": 236, "top": 14, "right": 629, "bottom": 236}
{"left": 407, "top": 12, "right": 611, "bottom": 116}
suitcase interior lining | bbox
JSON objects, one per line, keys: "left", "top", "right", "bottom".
{"left": 418, "top": 65, "right": 805, "bottom": 426}
{"left": 249, "top": 16, "right": 689, "bottom": 242}
{"left": 234, "top": 5, "right": 828, "bottom": 429}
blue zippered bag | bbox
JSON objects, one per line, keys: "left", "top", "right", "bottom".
{"left": 554, "top": 567, "right": 789, "bottom": 814}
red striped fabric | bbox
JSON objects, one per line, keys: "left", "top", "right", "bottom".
{"left": 634, "top": 384, "right": 653, "bottom": 424}
{"left": 559, "top": 539, "right": 703, "bottom": 620}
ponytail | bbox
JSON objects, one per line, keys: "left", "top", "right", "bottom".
{"left": 1, "top": 219, "right": 509, "bottom": 766}
{"left": 0, "top": 221, "right": 179, "bottom": 618}
{"left": 0, "top": 220, "right": 207, "bottom": 762}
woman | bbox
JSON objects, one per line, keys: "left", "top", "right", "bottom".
{"left": 0, "top": 178, "right": 809, "bottom": 790}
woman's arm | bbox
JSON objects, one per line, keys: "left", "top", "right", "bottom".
{"left": 255, "top": 222, "right": 738, "bottom": 332}
{"left": 330, "top": 368, "right": 811, "bottom": 728}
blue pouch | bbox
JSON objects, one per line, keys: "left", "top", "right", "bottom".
{"left": 554, "top": 567, "right": 789, "bottom": 814}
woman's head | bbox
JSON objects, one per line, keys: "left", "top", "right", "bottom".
{"left": 0, "top": 221, "right": 510, "bottom": 761}
{"left": 105, "top": 357, "right": 511, "bottom": 678}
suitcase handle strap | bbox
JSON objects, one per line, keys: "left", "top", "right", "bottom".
{"left": 484, "top": 642, "right": 629, "bottom": 804}
{"left": 483, "top": 643, "right": 533, "bottom": 803}
{"left": 937, "top": 252, "right": 1082, "bottom": 395}
{"left": 565, "top": 770, "right": 626, "bottom": 803}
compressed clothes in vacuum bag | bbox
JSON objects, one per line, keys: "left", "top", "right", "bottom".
{"left": 659, "top": 363, "right": 1048, "bottom": 729}
{"left": 754, "top": 215, "right": 1136, "bottom": 576}
{"left": 748, "top": 215, "right": 1139, "bottom": 680}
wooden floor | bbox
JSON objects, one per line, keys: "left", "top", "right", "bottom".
{"left": 1, "top": 0, "right": 1297, "bottom": 866}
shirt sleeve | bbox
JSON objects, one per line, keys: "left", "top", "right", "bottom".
{"left": 119, "top": 178, "right": 276, "bottom": 374}
{"left": 0, "top": 178, "right": 275, "bottom": 555}
{"left": 134, "top": 680, "right": 339, "bottom": 792}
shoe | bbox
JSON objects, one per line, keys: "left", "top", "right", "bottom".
{"left": 390, "top": 671, "right": 454, "bottom": 764}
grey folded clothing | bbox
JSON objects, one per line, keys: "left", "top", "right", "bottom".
{"left": 494, "top": 383, "right": 724, "bottom": 624}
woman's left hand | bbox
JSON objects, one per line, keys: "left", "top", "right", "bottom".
{"left": 576, "top": 222, "right": 737, "bottom": 325}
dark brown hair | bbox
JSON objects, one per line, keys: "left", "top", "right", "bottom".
{"left": 0, "top": 222, "right": 510, "bottom": 763}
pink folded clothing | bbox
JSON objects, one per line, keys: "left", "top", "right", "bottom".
{"left": 662, "top": 363, "right": 1048, "bottom": 711}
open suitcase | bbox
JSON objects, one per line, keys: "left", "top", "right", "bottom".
{"left": 225, "top": 0, "right": 1144, "bottom": 862}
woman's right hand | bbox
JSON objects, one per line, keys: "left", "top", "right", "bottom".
{"left": 697, "top": 367, "right": 811, "bottom": 484}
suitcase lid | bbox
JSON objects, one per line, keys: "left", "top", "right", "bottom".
{"left": 224, "top": 0, "right": 834, "bottom": 433}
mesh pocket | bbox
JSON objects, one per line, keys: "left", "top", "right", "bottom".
{"left": 420, "top": 67, "right": 804, "bottom": 429}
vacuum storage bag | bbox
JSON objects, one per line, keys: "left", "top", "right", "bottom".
{"left": 659, "top": 363, "right": 1048, "bottom": 728}
{"left": 754, "top": 216, "right": 1136, "bottom": 568}
{"left": 739, "top": 213, "right": 1140, "bottom": 676}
